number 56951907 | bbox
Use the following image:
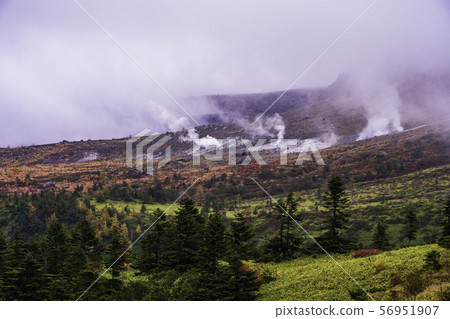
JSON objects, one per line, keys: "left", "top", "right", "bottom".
{"left": 379, "top": 305, "right": 439, "bottom": 316}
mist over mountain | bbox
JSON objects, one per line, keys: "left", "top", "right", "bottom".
{"left": 190, "top": 69, "right": 450, "bottom": 147}
{"left": 1, "top": 0, "right": 449, "bottom": 146}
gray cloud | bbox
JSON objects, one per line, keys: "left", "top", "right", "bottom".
{"left": 0, "top": 0, "right": 449, "bottom": 146}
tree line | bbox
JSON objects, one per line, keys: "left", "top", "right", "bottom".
{"left": 0, "top": 199, "right": 263, "bottom": 300}
{"left": 0, "top": 175, "right": 448, "bottom": 300}
{"left": 264, "top": 176, "right": 450, "bottom": 260}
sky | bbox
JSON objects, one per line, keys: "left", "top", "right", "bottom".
{"left": 0, "top": 0, "right": 449, "bottom": 146}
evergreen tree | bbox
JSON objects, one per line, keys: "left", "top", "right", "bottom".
{"left": 45, "top": 274, "right": 72, "bottom": 300}
{"left": 68, "top": 220, "right": 104, "bottom": 299}
{"left": 9, "top": 233, "right": 27, "bottom": 265}
{"left": 170, "top": 198, "right": 205, "bottom": 272}
{"left": 191, "top": 262, "right": 262, "bottom": 301}
{"left": 439, "top": 197, "right": 450, "bottom": 249}
{"left": 226, "top": 264, "right": 262, "bottom": 300}
{"left": 26, "top": 234, "right": 45, "bottom": 264}
{"left": 66, "top": 243, "right": 106, "bottom": 300}
{"left": 424, "top": 250, "right": 442, "bottom": 271}
{"left": 0, "top": 232, "right": 7, "bottom": 276}
{"left": 202, "top": 212, "right": 227, "bottom": 271}
{"left": 106, "top": 227, "right": 130, "bottom": 279}
{"left": 2, "top": 234, "right": 27, "bottom": 300}
{"left": 17, "top": 253, "right": 48, "bottom": 300}
{"left": 229, "top": 211, "right": 254, "bottom": 260}
{"left": 137, "top": 208, "right": 169, "bottom": 273}
{"left": 403, "top": 204, "right": 418, "bottom": 246}
{"left": 283, "top": 193, "right": 303, "bottom": 258}
{"left": 74, "top": 219, "right": 103, "bottom": 268}
{"left": 45, "top": 219, "right": 70, "bottom": 275}
{"left": 372, "top": 222, "right": 390, "bottom": 250}
{"left": 317, "top": 176, "right": 353, "bottom": 253}
{"left": 0, "top": 232, "right": 9, "bottom": 300}
{"left": 42, "top": 220, "right": 72, "bottom": 299}
{"left": 266, "top": 193, "right": 303, "bottom": 260}
{"left": 189, "top": 212, "right": 230, "bottom": 301}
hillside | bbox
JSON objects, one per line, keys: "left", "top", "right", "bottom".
{"left": 0, "top": 112, "right": 448, "bottom": 302}
{"left": 0, "top": 119, "right": 448, "bottom": 196}
{"left": 0, "top": 119, "right": 448, "bottom": 249}
{"left": 0, "top": 79, "right": 448, "bottom": 302}
{"left": 257, "top": 244, "right": 449, "bottom": 301}
{"left": 2, "top": 0, "right": 450, "bottom": 304}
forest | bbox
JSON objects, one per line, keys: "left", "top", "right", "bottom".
{"left": 0, "top": 176, "right": 449, "bottom": 300}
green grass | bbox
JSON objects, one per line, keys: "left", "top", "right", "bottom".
{"left": 257, "top": 244, "right": 448, "bottom": 301}
{"left": 89, "top": 166, "right": 447, "bottom": 249}
{"left": 91, "top": 199, "right": 180, "bottom": 215}
{"left": 114, "top": 244, "right": 448, "bottom": 301}
{"left": 91, "top": 199, "right": 239, "bottom": 219}
{"left": 227, "top": 165, "right": 449, "bottom": 248}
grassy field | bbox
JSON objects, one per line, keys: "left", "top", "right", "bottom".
{"left": 244, "top": 165, "right": 448, "bottom": 212}
{"left": 91, "top": 199, "right": 180, "bottom": 216}
{"left": 87, "top": 165, "right": 447, "bottom": 249}
{"left": 257, "top": 244, "right": 449, "bottom": 301}
{"left": 91, "top": 199, "right": 238, "bottom": 218}
{"left": 233, "top": 165, "right": 448, "bottom": 248}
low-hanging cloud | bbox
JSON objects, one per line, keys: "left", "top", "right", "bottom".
{"left": 0, "top": 0, "right": 449, "bottom": 146}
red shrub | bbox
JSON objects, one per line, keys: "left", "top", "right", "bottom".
{"left": 239, "top": 264, "right": 266, "bottom": 282}
{"left": 351, "top": 249, "right": 382, "bottom": 258}
{"left": 390, "top": 275, "right": 402, "bottom": 286}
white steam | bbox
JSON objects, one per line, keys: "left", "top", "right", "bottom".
{"left": 315, "top": 131, "right": 339, "bottom": 148}
{"left": 179, "top": 127, "right": 222, "bottom": 147}
{"left": 337, "top": 72, "right": 404, "bottom": 140}
{"left": 238, "top": 113, "right": 286, "bottom": 143}
{"left": 151, "top": 101, "right": 190, "bottom": 132}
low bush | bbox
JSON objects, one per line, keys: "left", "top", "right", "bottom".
{"left": 352, "top": 249, "right": 382, "bottom": 258}
{"left": 390, "top": 275, "right": 402, "bottom": 286}
{"left": 403, "top": 271, "right": 427, "bottom": 300}
{"left": 423, "top": 250, "right": 442, "bottom": 271}
{"left": 375, "top": 263, "right": 386, "bottom": 273}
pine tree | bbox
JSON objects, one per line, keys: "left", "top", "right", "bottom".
{"left": 0, "top": 232, "right": 9, "bottom": 300}
{"left": 283, "top": 193, "right": 303, "bottom": 258}
{"left": 2, "top": 233, "right": 27, "bottom": 300}
{"left": 0, "top": 232, "right": 7, "bottom": 275}
{"left": 317, "top": 176, "right": 353, "bottom": 253}
{"left": 17, "top": 253, "right": 48, "bottom": 300}
{"left": 1, "top": 235, "right": 48, "bottom": 300}
{"left": 229, "top": 211, "right": 254, "bottom": 260}
{"left": 41, "top": 220, "right": 73, "bottom": 300}
{"left": 372, "top": 222, "right": 390, "bottom": 250}
{"left": 106, "top": 227, "right": 129, "bottom": 279}
{"left": 403, "top": 204, "right": 418, "bottom": 246}
{"left": 202, "top": 212, "right": 227, "bottom": 270}
{"left": 66, "top": 243, "right": 105, "bottom": 300}
{"left": 68, "top": 220, "right": 104, "bottom": 299}
{"left": 171, "top": 198, "right": 205, "bottom": 272}
{"left": 188, "top": 211, "right": 230, "bottom": 301}
{"left": 226, "top": 264, "right": 262, "bottom": 300}
{"left": 266, "top": 199, "right": 287, "bottom": 261}
{"left": 74, "top": 219, "right": 104, "bottom": 268}
{"left": 439, "top": 197, "right": 450, "bottom": 249}
{"left": 45, "top": 219, "right": 70, "bottom": 275}
{"left": 191, "top": 262, "right": 262, "bottom": 301}
{"left": 266, "top": 193, "right": 303, "bottom": 260}
{"left": 137, "top": 208, "right": 169, "bottom": 273}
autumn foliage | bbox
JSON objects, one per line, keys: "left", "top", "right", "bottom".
{"left": 351, "top": 249, "right": 382, "bottom": 258}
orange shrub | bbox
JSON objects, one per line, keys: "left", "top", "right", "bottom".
{"left": 351, "top": 249, "right": 382, "bottom": 258}
{"left": 390, "top": 275, "right": 402, "bottom": 286}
